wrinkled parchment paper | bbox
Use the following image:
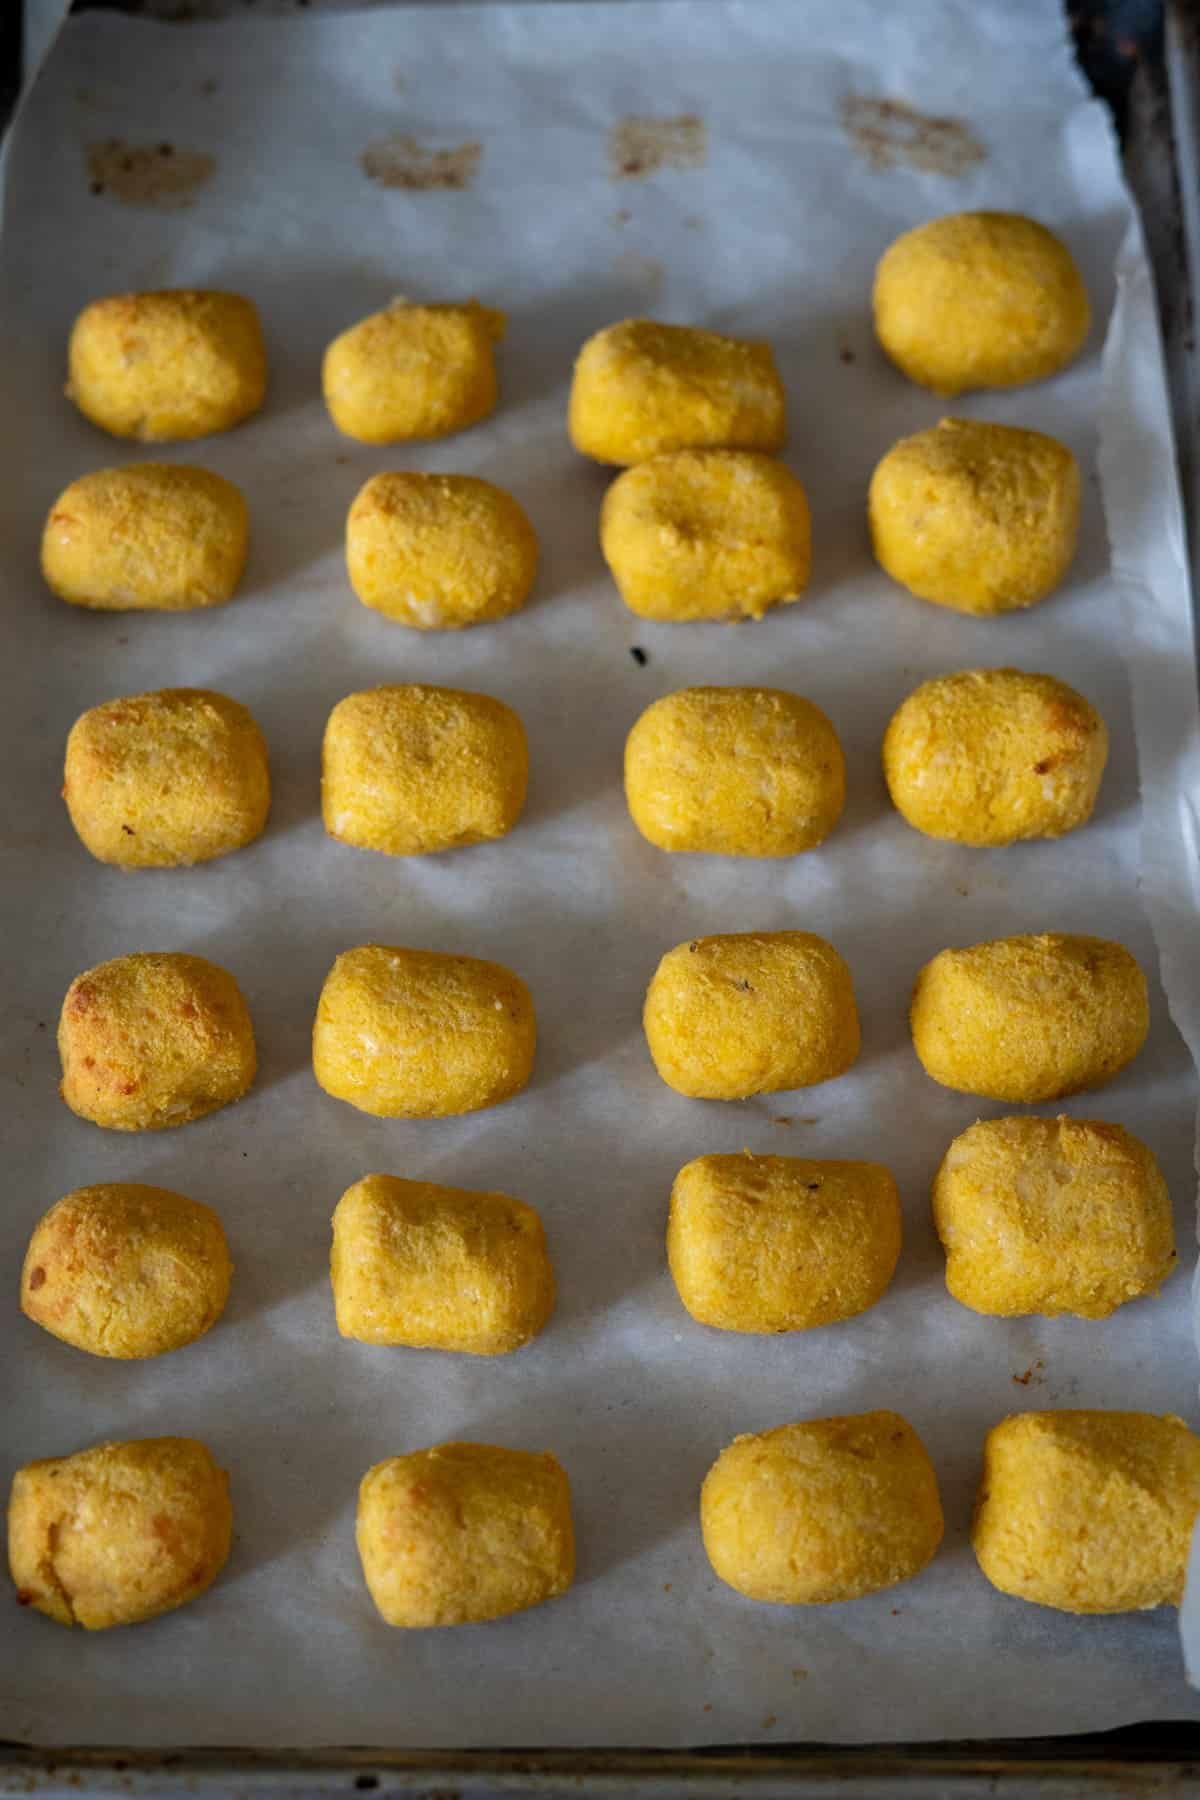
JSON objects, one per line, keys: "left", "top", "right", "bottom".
{"left": 2, "top": 0, "right": 1199, "bottom": 1748}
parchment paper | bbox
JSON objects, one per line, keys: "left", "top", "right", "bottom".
{"left": 2, "top": 0, "right": 1199, "bottom": 1749}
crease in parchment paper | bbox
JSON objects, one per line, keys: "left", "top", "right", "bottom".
{"left": 1096, "top": 213, "right": 1200, "bottom": 1680}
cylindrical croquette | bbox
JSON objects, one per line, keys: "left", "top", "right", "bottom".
{"left": 972, "top": 1411, "right": 1200, "bottom": 1613}
{"left": 64, "top": 688, "right": 270, "bottom": 868}
{"left": 644, "top": 932, "right": 859, "bottom": 1099}
{"left": 669, "top": 1153, "right": 901, "bottom": 1331}
{"left": 569, "top": 319, "right": 785, "bottom": 464}
{"left": 883, "top": 669, "right": 1106, "bottom": 845}
{"left": 910, "top": 933, "right": 1148, "bottom": 1102}
{"left": 323, "top": 300, "right": 504, "bottom": 444}
{"left": 933, "top": 1117, "right": 1175, "bottom": 1319}
{"left": 356, "top": 1442, "right": 574, "bottom": 1626}
{"left": 625, "top": 687, "right": 842, "bottom": 854}
{"left": 67, "top": 290, "right": 266, "bottom": 440}
{"left": 58, "top": 952, "right": 257, "bottom": 1130}
{"left": 331, "top": 1174, "right": 554, "bottom": 1353}
{"left": 322, "top": 685, "right": 528, "bottom": 854}
{"left": 869, "top": 420, "right": 1080, "bottom": 616}
{"left": 313, "top": 945, "right": 535, "bottom": 1118}
{"left": 601, "top": 451, "right": 810, "bottom": 622}
{"left": 345, "top": 473, "right": 537, "bottom": 630}
{"left": 872, "top": 212, "right": 1090, "bottom": 395}
{"left": 701, "top": 1412, "right": 944, "bottom": 1604}
{"left": 21, "top": 1183, "right": 232, "bottom": 1357}
{"left": 9, "top": 1437, "right": 232, "bottom": 1628}
{"left": 42, "top": 464, "right": 249, "bottom": 612}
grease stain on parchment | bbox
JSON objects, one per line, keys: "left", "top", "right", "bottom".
{"left": 610, "top": 114, "right": 707, "bottom": 180}
{"left": 840, "top": 96, "right": 985, "bottom": 176}
{"left": 86, "top": 140, "right": 215, "bottom": 208}
{"left": 361, "top": 135, "right": 482, "bottom": 191}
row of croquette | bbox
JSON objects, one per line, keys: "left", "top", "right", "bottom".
{"left": 20, "top": 1110, "right": 1178, "bottom": 1374}
{"left": 62, "top": 670, "right": 1108, "bottom": 870}
{"left": 52, "top": 212, "right": 1091, "bottom": 626}
{"left": 11, "top": 1406, "right": 1198, "bottom": 1633}
{"left": 43, "top": 419, "right": 1079, "bottom": 628}
{"left": 63, "top": 212, "right": 1090, "bottom": 453}
{"left": 56, "top": 927, "right": 1150, "bottom": 1133}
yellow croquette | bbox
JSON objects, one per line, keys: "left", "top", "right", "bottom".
{"left": 323, "top": 300, "right": 504, "bottom": 444}
{"left": 346, "top": 473, "right": 537, "bottom": 630}
{"left": 869, "top": 419, "right": 1080, "bottom": 616}
{"left": 67, "top": 290, "right": 266, "bottom": 440}
{"left": 910, "top": 933, "right": 1148, "bottom": 1103}
{"left": 58, "top": 952, "right": 257, "bottom": 1131}
{"left": 331, "top": 1174, "right": 554, "bottom": 1354}
{"left": 312, "top": 944, "right": 535, "bottom": 1118}
{"left": 625, "top": 687, "right": 842, "bottom": 854}
{"left": 41, "top": 464, "right": 249, "bottom": 612}
{"left": 9, "top": 1437, "right": 232, "bottom": 1629}
{"left": 569, "top": 319, "right": 785, "bottom": 465}
{"left": 701, "top": 1412, "right": 943, "bottom": 1604}
{"left": 601, "top": 450, "right": 809, "bottom": 623}
{"left": 644, "top": 932, "right": 860, "bottom": 1100}
{"left": 668, "top": 1153, "right": 901, "bottom": 1332}
{"left": 972, "top": 1411, "right": 1200, "bottom": 1613}
{"left": 873, "top": 212, "right": 1090, "bottom": 395}
{"left": 356, "top": 1442, "right": 574, "bottom": 1627}
{"left": 322, "top": 685, "right": 527, "bottom": 855}
{"left": 883, "top": 668, "right": 1107, "bottom": 846}
{"left": 932, "top": 1116, "right": 1175, "bottom": 1319}
{"left": 64, "top": 688, "right": 270, "bottom": 868}
{"left": 21, "top": 1183, "right": 232, "bottom": 1358}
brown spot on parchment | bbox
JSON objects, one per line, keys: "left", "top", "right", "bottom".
{"left": 610, "top": 114, "right": 707, "bottom": 180}
{"left": 85, "top": 140, "right": 215, "bottom": 209}
{"left": 612, "top": 251, "right": 665, "bottom": 299}
{"left": 361, "top": 135, "right": 482, "bottom": 192}
{"left": 840, "top": 96, "right": 985, "bottom": 177}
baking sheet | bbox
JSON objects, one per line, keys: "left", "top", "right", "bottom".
{"left": 1, "top": 0, "right": 1199, "bottom": 1750}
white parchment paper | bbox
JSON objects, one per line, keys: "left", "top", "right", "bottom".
{"left": 2, "top": 0, "right": 1199, "bottom": 1749}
